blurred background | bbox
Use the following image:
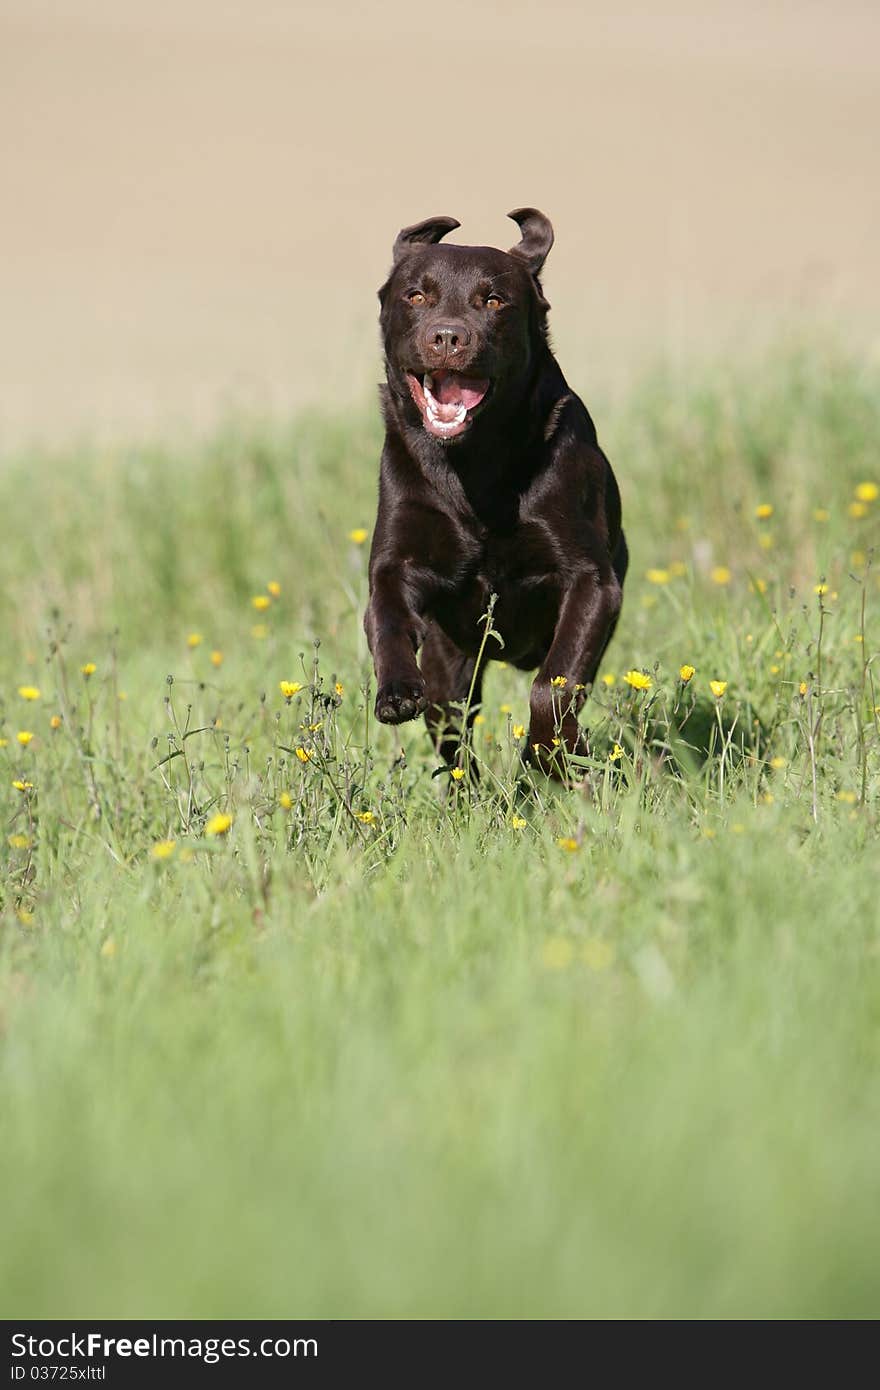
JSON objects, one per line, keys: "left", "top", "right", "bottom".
{"left": 2, "top": 0, "right": 878, "bottom": 451}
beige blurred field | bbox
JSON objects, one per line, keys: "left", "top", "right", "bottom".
{"left": 1, "top": 0, "right": 878, "bottom": 450}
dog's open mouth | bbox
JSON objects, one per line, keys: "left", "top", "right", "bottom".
{"left": 406, "top": 369, "right": 491, "bottom": 440}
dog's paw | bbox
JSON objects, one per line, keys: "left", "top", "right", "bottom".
{"left": 375, "top": 678, "right": 428, "bottom": 724}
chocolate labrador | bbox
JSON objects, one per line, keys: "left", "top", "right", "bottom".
{"left": 364, "top": 209, "right": 628, "bottom": 775}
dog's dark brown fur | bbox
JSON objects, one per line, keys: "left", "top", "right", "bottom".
{"left": 364, "top": 209, "right": 627, "bottom": 776}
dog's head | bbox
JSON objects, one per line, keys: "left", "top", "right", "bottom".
{"left": 378, "top": 209, "right": 554, "bottom": 443}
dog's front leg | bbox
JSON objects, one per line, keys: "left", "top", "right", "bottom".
{"left": 528, "top": 566, "right": 622, "bottom": 771}
{"left": 365, "top": 562, "right": 432, "bottom": 724}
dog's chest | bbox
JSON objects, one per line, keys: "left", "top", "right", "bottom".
{"left": 435, "top": 525, "right": 560, "bottom": 662}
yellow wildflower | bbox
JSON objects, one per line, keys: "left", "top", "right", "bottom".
{"left": 80, "top": 662, "right": 96, "bottom": 677}
{"left": 348, "top": 528, "right": 368, "bottom": 544}
{"left": 16, "top": 731, "right": 34, "bottom": 746}
{"left": 280, "top": 681, "right": 303, "bottom": 700}
{"left": 814, "top": 583, "right": 828, "bottom": 596}
{"left": 813, "top": 508, "right": 830, "bottom": 522}
{"left": 205, "top": 812, "right": 233, "bottom": 835}
{"left": 609, "top": 743, "right": 624, "bottom": 761}
{"left": 8, "top": 834, "right": 30, "bottom": 849}
{"left": 851, "top": 550, "right": 866, "bottom": 568}
{"left": 710, "top": 566, "right": 732, "bottom": 586}
{"left": 755, "top": 503, "right": 774, "bottom": 519}
{"left": 450, "top": 767, "right": 465, "bottom": 781}
{"left": 624, "top": 670, "right": 652, "bottom": 691}
{"left": 12, "top": 780, "right": 33, "bottom": 792}
{"left": 211, "top": 650, "right": 224, "bottom": 667}
{"left": 295, "top": 747, "right": 313, "bottom": 764}
{"left": 17, "top": 686, "right": 40, "bottom": 701}
{"left": 279, "top": 791, "right": 293, "bottom": 810}
{"left": 582, "top": 939, "right": 614, "bottom": 971}
{"left": 679, "top": 664, "right": 695, "bottom": 683}
{"left": 511, "top": 816, "right": 527, "bottom": 830}
{"left": 709, "top": 680, "right": 728, "bottom": 698}
{"left": 335, "top": 682, "right": 344, "bottom": 697}
{"left": 473, "top": 713, "right": 485, "bottom": 725}
{"left": 751, "top": 578, "right": 768, "bottom": 594}
{"left": 646, "top": 568, "right": 670, "bottom": 585}
{"left": 557, "top": 837, "right": 579, "bottom": 852}
{"left": 251, "top": 594, "right": 271, "bottom": 611}
{"left": 512, "top": 723, "right": 526, "bottom": 739}
{"left": 267, "top": 580, "right": 282, "bottom": 597}
{"left": 600, "top": 673, "right": 615, "bottom": 687}
{"left": 355, "top": 810, "right": 375, "bottom": 823}
{"left": 500, "top": 703, "right": 512, "bottom": 714}
{"left": 151, "top": 840, "right": 176, "bottom": 860}
{"left": 770, "top": 664, "right": 781, "bottom": 676}
{"left": 769, "top": 756, "right": 786, "bottom": 770}
{"left": 100, "top": 939, "right": 117, "bottom": 958}
{"left": 186, "top": 633, "right": 203, "bottom": 649}
{"left": 849, "top": 501, "right": 867, "bottom": 519}
{"left": 50, "top": 715, "right": 62, "bottom": 729}
{"left": 550, "top": 675, "right": 567, "bottom": 688}
{"left": 0, "top": 738, "right": 7, "bottom": 747}
{"left": 836, "top": 790, "right": 857, "bottom": 804}
{"left": 854, "top": 481, "right": 878, "bottom": 503}
{"left": 541, "top": 937, "right": 574, "bottom": 970}
{"left": 799, "top": 681, "right": 808, "bottom": 696}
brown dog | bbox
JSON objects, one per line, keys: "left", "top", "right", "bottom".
{"left": 364, "top": 209, "right": 627, "bottom": 774}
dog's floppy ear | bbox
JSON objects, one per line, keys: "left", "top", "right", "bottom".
{"left": 507, "top": 207, "right": 554, "bottom": 276}
{"left": 392, "top": 215, "right": 460, "bottom": 264}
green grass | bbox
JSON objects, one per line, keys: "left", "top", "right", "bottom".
{"left": 2, "top": 338, "right": 880, "bottom": 1318}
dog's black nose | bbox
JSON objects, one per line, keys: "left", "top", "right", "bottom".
{"left": 427, "top": 323, "right": 471, "bottom": 358}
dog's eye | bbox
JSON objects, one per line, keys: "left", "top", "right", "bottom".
{"left": 486, "top": 295, "right": 503, "bottom": 310}
{"left": 406, "top": 291, "right": 426, "bottom": 306}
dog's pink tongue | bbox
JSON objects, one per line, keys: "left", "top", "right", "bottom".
{"left": 434, "top": 371, "right": 489, "bottom": 410}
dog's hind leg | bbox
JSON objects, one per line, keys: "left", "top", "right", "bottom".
{"left": 420, "top": 622, "right": 484, "bottom": 766}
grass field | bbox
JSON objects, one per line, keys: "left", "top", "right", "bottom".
{"left": 2, "top": 339, "right": 880, "bottom": 1318}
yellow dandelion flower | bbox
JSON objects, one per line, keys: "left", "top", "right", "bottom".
{"left": 12, "top": 780, "right": 33, "bottom": 792}
{"left": 186, "top": 633, "right": 203, "bottom": 649}
{"left": 574, "top": 682, "right": 586, "bottom": 691}
{"left": 294, "top": 747, "right": 314, "bottom": 764}
{"left": 100, "top": 939, "right": 117, "bottom": 958}
{"left": 0, "top": 738, "right": 7, "bottom": 747}
{"left": 550, "top": 675, "right": 567, "bottom": 688}
{"left": 551, "top": 737, "right": 561, "bottom": 747}
{"left": 16, "top": 731, "right": 34, "bottom": 746}
{"left": 769, "top": 756, "right": 787, "bottom": 770}
{"left": 17, "top": 908, "right": 34, "bottom": 925}
{"left": 251, "top": 624, "right": 268, "bottom": 639}
{"left": 669, "top": 560, "right": 688, "bottom": 577}
{"left": 151, "top": 840, "right": 176, "bottom": 860}
{"left": 799, "top": 681, "right": 808, "bottom": 696}
{"left": 512, "top": 723, "right": 526, "bottom": 739}
{"left": 499, "top": 703, "right": 513, "bottom": 714}
{"left": 213, "top": 717, "right": 222, "bottom": 729}
{"left": 709, "top": 680, "right": 727, "bottom": 698}
{"left": 710, "top": 566, "right": 732, "bottom": 586}
{"left": 679, "top": 664, "right": 695, "bottom": 683}
{"left": 251, "top": 594, "right": 271, "bottom": 611}
{"left": 541, "top": 937, "right": 574, "bottom": 970}
{"left": 17, "top": 686, "right": 40, "bottom": 701}
{"left": 851, "top": 551, "right": 866, "bottom": 568}
{"left": 761, "top": 792, "right": 774, "bottom": 805}
{"left": 335, "top": 681, "right": 344, "bottom": 697}
{"left": 600, "top": 673, "right": 616, "bottom": 687}
{"left": 473, "top": 713, "right": 485, "bottom": 725}
{"left": 849, "top": 501, "right": 867, "bottom": 519}
{"left": 279, "top": 791, "right": 293, "bottom": 810}
{"left": 211, "top": 650, "right": 224, "bottom": 667}
{"left": 854, "top": 634, "right": 864, "bottom": 644}
{"left": 770, "top": 664, "right": 781, "bottom": 676}
{"left": 609, "top": 742, "right": 625, "bottom": 762}
{"left": 623, "top": 670, "right": 652, "bottom": 691}
{"left": 646, "top": 568, "right": 670, "bottom": 585}
{"left": 813, "top": 507, "right": 830, "bottom": 522}
{"left": 348, "top": 527, "right": 368, "bottom": 545}
{"left": 80, "top": 662, "right": 96, "bottom": 677}
{"left": 836, "top": 790, "right": 857, "bottom": 804}
{"left": 755, "top": 503, "right": 774, "bottom": 519}
{"left": 814, "top": 582, "right": 828, "bottom": 596}
{"left": 307, "top": 721, "right": 323, "bottom": 733}
{"left": 582, "top": 939, "right": 614, "bottom": 971}
{"left": 854, "top": 481, "right": 878, "bottom": 503}
{"left": 8, "top": 834, "right": 30, "bottom": 849}
{"left": 50, "top": 715, "right": 62, "bottom": 730}
{"left": 205, "top": 812, "right": 233, "bottom": 835}
{"left": 557, "top": 837, "right": 579, "bottom": 852}
{"left": 280, "top": 680, "right": 303, "bottom": 700}
{"left": 511, "top": 816, "right": 527, "bottom": 830}
{"left": 267, "top": 580, "right": 282, "bottom": 597}
{"left": 118, "top": 691, "right": 127, "bottom": 701}
{"left": 750, "top": 578, "right": 768, "bottom": 594}
{"left": 450, "top": 767, "right": 465, "bottom": 781}
{"left": 356, "top": 810, "right": 375, "bottom": 823}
